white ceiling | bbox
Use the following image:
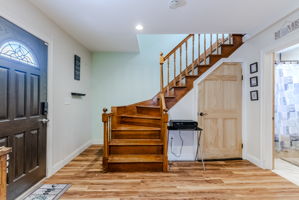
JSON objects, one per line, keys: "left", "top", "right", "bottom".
{"left": 29, "top": 0, "right": 299, "bottom": 52}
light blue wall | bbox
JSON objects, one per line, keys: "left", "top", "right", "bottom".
{"left": 91, "top": 34, "right": 187, "bottom": 143}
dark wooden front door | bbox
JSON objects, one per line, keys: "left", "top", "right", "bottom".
{"left": 0, "top": 17, "right": 48, "bottom": 199}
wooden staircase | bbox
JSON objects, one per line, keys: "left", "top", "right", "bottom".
{"left": 102, "top": 34, "right": 244, "bottom": 172}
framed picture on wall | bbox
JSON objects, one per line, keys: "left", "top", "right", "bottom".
{"left": 250, "top": 90, "right": 259, "bottom": 101}
{"left": 74, "top": 55, "right": 81, "bottom": 81}
{"left": 250, "top": 62, "right": 258, "bottom": 74}
{"left": 250, "top": 76, "right": 258, "bottom": 87}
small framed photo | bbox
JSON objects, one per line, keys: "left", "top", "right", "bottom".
{"left": 250, "top": 76, "right": 258, "bottom": 87}
{"left": 74, "top": 55, "right": 81, "bottom": 81}
{"left": 250, "top": 90, "right": 259, "bottom": 101}
{"left": 250, "top": 62, "right": 258, "bottom": 74}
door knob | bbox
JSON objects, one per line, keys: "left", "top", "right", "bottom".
{"left": 38, "top": 118, "right": 49, "bottom": 124}
{"left": 199, "top": 112, "right": 208, "bottom": 116}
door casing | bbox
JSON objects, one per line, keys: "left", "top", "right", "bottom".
{"left": 0, "top": 14, "right": 54, "bottom": 178}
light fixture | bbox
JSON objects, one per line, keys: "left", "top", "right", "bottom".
{"left": 169, "top": 0, "right": 186, "bottom": 9}
{"left": 135, "top": 24, "right": 144, "bottom": 31}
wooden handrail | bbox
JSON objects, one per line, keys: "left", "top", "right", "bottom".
{"left": 160, "top": 93, "right": 168, "bottom": 113}
{"left": 160, "top": 33, "right": 232, "bottom": 93}
{"left": 163, "top": 34, "right": 194, "bottom": 61}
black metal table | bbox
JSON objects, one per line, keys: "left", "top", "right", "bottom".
{"left": 167, "top": 127, "right": 205, "bottom": 170}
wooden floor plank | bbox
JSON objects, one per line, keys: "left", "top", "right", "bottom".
{"left": 44, "top": 145, "right": 299, "bottom": 199}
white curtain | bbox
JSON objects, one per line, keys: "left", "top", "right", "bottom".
{"left": 275, "top": 63, "right": 299, "bottom": 151}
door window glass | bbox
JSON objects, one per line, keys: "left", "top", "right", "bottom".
{"left": 0, "top": 41, "right": 37, "bottom": 67}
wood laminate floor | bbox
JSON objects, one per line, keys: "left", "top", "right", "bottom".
{"left": 44, "top": 145, "right": 299, "bottom": 200}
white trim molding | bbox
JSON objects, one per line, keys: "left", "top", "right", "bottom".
{"left": 48, "top": 140, "right": 92, "bottom": 176}
{"left": 246, "top": 154, "right": 262, "bottom": 167}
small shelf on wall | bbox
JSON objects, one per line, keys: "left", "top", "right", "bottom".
{"left": 71, "top": 92, "right": 86, "bottom": 97}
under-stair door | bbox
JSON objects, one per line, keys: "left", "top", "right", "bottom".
{"left": 198, "top": 63, "right": 242, "bottom": 160}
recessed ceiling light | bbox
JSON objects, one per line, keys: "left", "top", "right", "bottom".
{"left": 135, "top": 24, "right": 143, "bottom": 31}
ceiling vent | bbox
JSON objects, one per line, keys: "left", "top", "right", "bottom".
{"left": 169, "top": 0, "right": 186, "bottom": 9}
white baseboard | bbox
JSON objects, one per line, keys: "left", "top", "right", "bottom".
{"left": 246, "top": 154, "right": 262, "bottom": 167}
{"left": 48, "top": 140, "right": 92, "bottom": 176}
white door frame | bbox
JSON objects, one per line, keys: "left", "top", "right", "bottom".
{"left": 260, "top": 35, "right": 299, "bottom": 169}
{"left": 0, "top": 13, "right": 54, "bottom": 176}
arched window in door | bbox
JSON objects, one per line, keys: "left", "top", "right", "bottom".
{"left": 0, "top": 41, "right": 37, "bottom": 67}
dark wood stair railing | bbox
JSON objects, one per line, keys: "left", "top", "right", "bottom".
{"left": 101, "top": 33, "right": 244, "bottom": 172}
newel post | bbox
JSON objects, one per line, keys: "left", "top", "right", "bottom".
{"left": 160, "top": 52, "right": 165, "bottom": 93}
{"left": 102, "top": 108, "right": 108, "bottom": 171}
{"left": 162, "top": 110, "right": 169, "bottom": 172}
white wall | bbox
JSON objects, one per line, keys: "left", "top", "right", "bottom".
{"left": 0, "top": 0, "right": 92, "bottom": 175}
{"left": 170, "top": 9, "right": 299, "bottom": 169}
{"left": 91, "top": 34, "right": 187, "bottom": 144}
{"left": 281, "top": 45, "right": 299, "bottom": 60}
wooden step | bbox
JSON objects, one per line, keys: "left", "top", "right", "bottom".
{"left": 198, "top": 65, "right": 211, "bottom": 74}
{"left": 136, "top": 105, "right": 161, "bottom": 116}
{"left": 170, "top": 85, "right": 186, "bottom": 90}
{"left": 111, "top": 125, "right": 161, "bottom": 139}
{"left": 107, "top": 162, "right": 163, "bottom": 172}
{"left": 109, "top": 139, "right": 163, "bottom": 155}
{"left": 164, "top": 95, "right": 176, "bottom": 99}
{"left": 136, "top": 105, "right": 160, "bottom": 109}
{"left": 112, "top": 125, "right": 161, "bottom": 139}
{"left": 108, "top": 154, "right": 163, "bottom": 163}
{"left": 119, "top": 114, "right": 161, "bottom": 127}
{"left": 107, "top": 155, "right": 164, "bottom": 172}
{"left": 185, "top": 75, "right": 199, "bottom": 80}
{"left": 112, "top": 124, "right": 160, "bottom": 131}
{"left": 209, "top": 54, "right": 223, "bottom": 65}
{"left": 110, "top": 139, "right": 163, "bottom": 146}
{"left": 221, "top": 44, "right": 236, "bottom": 57}
{"left": 120, "top": 114, "right": 161, "bottom": 120}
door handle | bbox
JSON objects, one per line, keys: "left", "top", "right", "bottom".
{"left": 38, "top": 118, "right": 49, "bottom": 124}
{"left": 199, "top": 112, "right": 208, "bottom": 117}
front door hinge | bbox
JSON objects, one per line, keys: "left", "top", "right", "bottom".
{"left": 241, "top": 144, "right": 244, "bottom": 149}
{"left": 241, "top": 75, "right": 243, "bottom": 80}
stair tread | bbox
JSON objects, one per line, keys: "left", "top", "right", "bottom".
{"left": 108, "top": 154, "right": 163, "bottom": 163}
{"left": 110, "top": 139, "right": 163, "bottom": 145}
{"left": 112, "top": 124, "right": 161, "bottom": 131}
{"left": 165, "top": 95, "right": 176, "bottom": 98}
{"left": 185, "top": 75, "right": 199, "bottom": 77}
{"left": 119, "top": 114, "right": 161, "bottom": 120}
{"left": 221, "top": 44, "right": 234, "bottom": 47}
{"left": 172, "top": 85, "right": 187, "bottom": 88}
{"left": 136, "top": 105, "right": 160, "bottom": 109}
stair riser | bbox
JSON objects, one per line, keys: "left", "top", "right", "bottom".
{"left": 109, "top": 145, "right": 163, "bottom": 154}
{"left": 232, "top": 35, "right": 243, "bottom": 46}
{"left": 221, "top": 46, "right": 235, "bottom": 57}
{"left": 173, "top": 87, "right": 190, "bottom": 97}
{"left": 209, "top": 56, "right": 222, "bottom": 65}
{"left": 120, "top": 117, "right": 161, "bottom": 127}
{"left": 136, "top": 107, "right": 161, "bottom": 116}
{"left": 107, "top": 163, "right": 163, "bottom": 172}
{"left": 112, "top": 130, "right": 160, "bottom": 139}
